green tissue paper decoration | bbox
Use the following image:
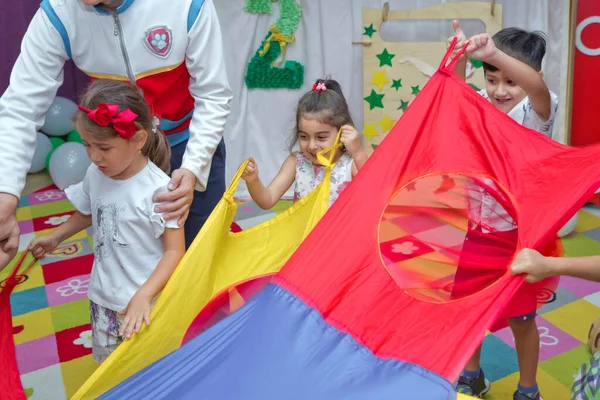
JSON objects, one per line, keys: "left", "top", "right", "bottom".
{"left": 244, "top": 0, "right": 304, "bottom": 89}
{"left": 244, "top": 0, "right": 272, "bottom": 14}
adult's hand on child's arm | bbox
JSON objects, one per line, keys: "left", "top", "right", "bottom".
{"left": 154, "top": 168, "right": 196, "bottom": 228}
{"left": 0, "top": 193, "right": 19, "bottom": 271}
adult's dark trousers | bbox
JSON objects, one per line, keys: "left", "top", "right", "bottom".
{"left": 170, "top": 139, "right": 226, "bottom": 248}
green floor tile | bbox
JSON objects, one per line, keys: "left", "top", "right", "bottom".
{"left": 30, "top": 200, "right": 74, "bottom": 218}
{"left": 562, "top": 233, "right": 600, "bottom": 257}
{"left": 50, "top": 298, "right": 90, "bottom": 332}
{"left": 540, "top": 344, "right": 592, "bottom": 387}
{"left": 271, "top": 200, "right": 294, "bottom": 214}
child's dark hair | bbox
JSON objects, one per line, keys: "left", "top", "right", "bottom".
{"left": 483, "top": 27, "right": 546, "bottom": 73}
{"left": 289, "top": 78, "right": 354, "bottom": 151}
{"left": 74, "top": 79, "right": 171, "bottom": 173}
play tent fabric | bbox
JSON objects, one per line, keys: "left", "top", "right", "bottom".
{"left": 82, "top": 42, "right": 600, "bottom": 398}
{"left": 1, "top": 252, "right": 36, "bottom": 400}
{"left": 100, "top": 284, "right": 457, "bottom": 399}
{"left": 71, "top": 147, "right": 339, "bottom": 399}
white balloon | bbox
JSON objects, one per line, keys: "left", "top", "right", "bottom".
{"left": 30, "top": 132, "right": 53, "bottom": 173}
{"left": 558, "top": 213, "right": 578, "bottom": 238}
{"left": 48, "top": 143, "right": 92, "bottom": 189}
{"left": 41, "top": 96, "right": 78, "bottom": 136}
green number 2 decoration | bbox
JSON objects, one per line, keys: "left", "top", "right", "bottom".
{"left": 244, "top": 0, "right": 304, "bottom": 89}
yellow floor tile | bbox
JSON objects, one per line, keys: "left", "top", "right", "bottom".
{"left": 575, "top": 210, "right": 600, "bottom": 232}
{"left": 12, "top": 307, "right": 54, "bottom": 345}
{"left": 485, "top": 369, "right": 570, "bottom": 400}
{"left": 16, "top": 206, "right": 32, "bottom": 221}
{"left": 543, "top": 299, "right": 600, "bottom": 343}
{"left": 0, "top": 259, "right": 44, "bottom": 293}
{"left": 60, "top": 355, "right": 99, "bottom": 398}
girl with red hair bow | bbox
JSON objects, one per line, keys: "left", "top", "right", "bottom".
{"left": 28, "top": 79, "right": 185, "bottom": 363}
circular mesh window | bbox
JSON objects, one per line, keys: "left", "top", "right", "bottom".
{"left": 378, "top": 174, "right": 518, "bottom": 303}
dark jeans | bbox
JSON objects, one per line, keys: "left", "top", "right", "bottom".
{"left": 170, "top": 139, "right": 226, "bottom": 248}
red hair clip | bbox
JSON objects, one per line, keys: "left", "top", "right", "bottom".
{"left": 312, "top": 82, "right": 326, "bottom": 91}
{"left": 78, "top": 104, "right": 138, "bottom": 140}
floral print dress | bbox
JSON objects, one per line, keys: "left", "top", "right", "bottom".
{"left": 293, "top": 152, "right": 353, "bottom": 207}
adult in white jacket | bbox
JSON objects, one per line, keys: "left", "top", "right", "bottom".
{"left": 0, "top": 0, "right": 232, "bottom": 268}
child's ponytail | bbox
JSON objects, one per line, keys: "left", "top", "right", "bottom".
{"left": 142, "top": 122, "right": 171, "bottom": 174}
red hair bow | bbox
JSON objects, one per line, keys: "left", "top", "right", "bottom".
{"left": 78, "top": 103, "right": 138, "bottom": 139}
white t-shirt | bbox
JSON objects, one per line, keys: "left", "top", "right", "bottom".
{"left": 471, "top": 90, "right": 559, "bottom": 232}
{"left": 478, "top": 89, "right": 559, "bottom": 139}
{"left": 65, "top": 161, "right": 179, "bottom": 311}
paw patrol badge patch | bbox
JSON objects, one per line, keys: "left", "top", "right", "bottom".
{"left": 143, "top": 26, "right": 172, "bottom": 58}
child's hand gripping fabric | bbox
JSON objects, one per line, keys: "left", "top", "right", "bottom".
{"left": 28, "top": 235, "right": 59, "bottom": 259}
{"left": 27, "top": 211, "right": 92, "bottom": 259}
{"left": 242, "top": 157, "right": 259, "bottom": 183}
{"left": 340, "top": 125, "right": 362, "bottom": 156}
{"left": 119, "top": 289, "right": 153, "bottom": 339}
{"left": 447, "top": 20, "right": 468, "bottom": 54}
{"left": 447, "top": 20, "right": 468, "bottom": 80}
{"left": 510, "top": 248, "right": 549, "bottom": 283}
{"left": 340, "top": 125, "right": 368, "bottom": 172}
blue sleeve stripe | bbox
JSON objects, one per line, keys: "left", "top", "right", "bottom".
{"left": 161, "top": 109, "right": 194, "bottom": 131}
{"left": 187, "top": 0, "right": 205, "bottom": 33}
{"left": 40, "top": 0, "right": 72, "bottom": 58}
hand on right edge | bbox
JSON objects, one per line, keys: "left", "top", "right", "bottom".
{"left": 510, "top": 248, "right": 552, "bottom": 283}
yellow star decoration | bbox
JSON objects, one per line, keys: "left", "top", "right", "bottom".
{"left": 371, "top": 70, "right": 389, "bottom": 91}
{"left": 378, "top": 115, "right": 397, "bottom": 134}
{"left": 362, "top": 123, "right": 379, "bottom": 140}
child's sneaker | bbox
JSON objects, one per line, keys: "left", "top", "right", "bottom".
{"left": 513, "top": 389, "right": 543, "bottom": 400}
{"left": 456, "top": 369, "right": 491, "bottom": 398}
